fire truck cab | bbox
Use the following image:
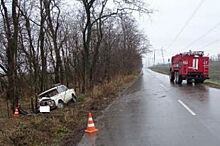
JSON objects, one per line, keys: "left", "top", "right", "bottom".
{"left": 169, "top": 51, "right": 209, "bottom": 84}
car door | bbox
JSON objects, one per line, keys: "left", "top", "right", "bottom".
{"left": 57, "top": 85, "right": 71, "bottom": 103}
{"left": 64, "top": 89, "right": 73, "bottom": 102}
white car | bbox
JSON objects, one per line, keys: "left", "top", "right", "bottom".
{"left": 38, "top": 85, "right": 77, "bottom": 109}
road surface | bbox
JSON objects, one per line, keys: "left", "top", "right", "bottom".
{"left": 78, "top": 68, "right": 220, "bottom": 146}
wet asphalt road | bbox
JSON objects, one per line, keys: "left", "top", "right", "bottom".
{"left": 78, "top": 68, "right": 220, "bottom": 146}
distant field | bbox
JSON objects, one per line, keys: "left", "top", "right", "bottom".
{"left": 209, "top": 61, "right": 220, "bottom": 83}
{"left": 149, "top": 64, "right": 169, "bottom": 75}
{"left": 149, "top": 61, "right": 220, "bottom": 87}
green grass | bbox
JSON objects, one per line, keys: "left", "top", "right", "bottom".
{"left": 149, "top": 61, "right": 220, "bottom": 88}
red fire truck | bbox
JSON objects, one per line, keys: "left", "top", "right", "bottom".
{"left": 169, "top": 51, "right": 209, "bottom": 84}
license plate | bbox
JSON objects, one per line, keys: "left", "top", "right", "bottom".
{"left": 40, "top": 106, "right": 50, "bottom": 112}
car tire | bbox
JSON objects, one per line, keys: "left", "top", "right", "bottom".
{"left": 57, "top": 100, "right": 64, "bottom": 108}
{"left": 71, "top": 94, "right": 77, "bottom": 103}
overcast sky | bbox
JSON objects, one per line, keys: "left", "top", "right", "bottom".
{"left": 138, "top": 0, "right": 220, "bottom": 64}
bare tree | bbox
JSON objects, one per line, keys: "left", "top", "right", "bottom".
{"left": 0, "top": 0, "right": 20, "bottom": 111}
{"left": 44, "top": 0, "right": 64, "bottom": 83}
{"left": 217, "top": 54, "right": 220, "bottom": 62}
{"left": 80, "top": 0, "right": 151, "bottom": 92}
{"left": 0, "top": 0, "right": 151, "bottom": 113}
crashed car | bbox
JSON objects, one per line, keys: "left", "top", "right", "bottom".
{"left": 38, "top": 85, "right": 77, "bottom": 110}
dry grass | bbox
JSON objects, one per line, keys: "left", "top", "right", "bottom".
{"left": 149, "top": 64, "right": 169, "bottom": 75}
{"left": 0, "top": 106, "right": 88, "bottom": 146}
{"left": 204, "top": 80, "right": 220, "bottom": 89}
{"left": 0, "top": 73, "right": 140, "bottom": 146}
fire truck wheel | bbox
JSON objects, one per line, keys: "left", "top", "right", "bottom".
{"left": 175, "top": 72, "right": 178, "bottom": 84}
{"left": 170, "top": 72, "right": 175, "bottom": 82}
{"left": 177, "top": 75, "right": 182, "bottom": 84}
{"left": 175, "top": 72, "right": 182, "bottom": 84}
{"left": 196, "top": 79, "right": 204, "bottom": 83}
{"left": 187, "top": 79, "right": 192, "bottom": 84}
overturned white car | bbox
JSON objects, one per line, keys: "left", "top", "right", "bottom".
{"left": 38, "top": 85, "right": 77, "bottom": 110}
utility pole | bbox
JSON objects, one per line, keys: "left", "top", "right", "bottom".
{"left": 153, "top": 49, "right": 156, "bottom": 65}
{"left": 161, "top": 48, "right": 165, "bottom": 64}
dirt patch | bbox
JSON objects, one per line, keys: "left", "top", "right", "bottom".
{"left": 0, "top": 73, "right": 141, "bottom": 146}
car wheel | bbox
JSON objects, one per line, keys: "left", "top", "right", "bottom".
{"left": 57, "top": 100, "right": 64, "bottom": 108}
{"left": 71, "top": 94, "right": 77, "bottom": 103}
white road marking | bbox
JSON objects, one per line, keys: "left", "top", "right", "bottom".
{"left": 160, "top": 84, "right": 167, "bottom": 90}
{"left": 178, "top": 100, "right": 196, "bottom": 116}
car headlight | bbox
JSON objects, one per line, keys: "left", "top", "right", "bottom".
{"left": 48, "top": 100, "right": 55, "bottom": 106}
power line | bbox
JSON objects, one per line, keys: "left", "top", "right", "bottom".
{"left": 167, "top": 0, "right": 206, "bottom": 49}
{"left": 186, "top": 22, "right": 220, "bottom": 48}
{"left": 200, "top": 39, "right": 220, "bottom": 49}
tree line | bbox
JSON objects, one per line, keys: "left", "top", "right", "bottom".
{"left": 0, "top": 0, "right": 151, "bottom": 111}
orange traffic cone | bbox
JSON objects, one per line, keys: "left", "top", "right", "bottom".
{"left": 14, "top": 107, "right": 19, "bottom": 117}
{"left": 85, "top": 112, "right": 98, "bottom": 133}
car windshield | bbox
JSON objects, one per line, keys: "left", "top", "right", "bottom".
{"left": 57, "top": 85, "right": 68, "bottom": 93}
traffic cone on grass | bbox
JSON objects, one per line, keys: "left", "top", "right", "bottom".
{"left": 14, "top": 107, "right": 19, "bottom": 117}
{"left": 85, "top": 112, "right": 98, "bottom": 133}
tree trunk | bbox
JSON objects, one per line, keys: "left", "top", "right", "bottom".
{"left": 40, "top": 0, "right": 47, "bottom": 91}
{"left": 3, "top": 0, "right": 19, "bottom": 111}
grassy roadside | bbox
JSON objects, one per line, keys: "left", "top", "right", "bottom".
{"left": 204, "top": 80, "right": 220, "bottom": 89}
{"left": 149, "top": 62, "right": 220, "bottom": 89}
{"left": 149, "top": 64, "right": 169, "bottom": 75}
{"left": 0, "top": 72, "right": 141, "bottom": 146}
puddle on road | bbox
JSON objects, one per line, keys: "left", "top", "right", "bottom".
{"left": 78, "top": 133, "right": 97, "bottom": 146}
{"left": 158, "top": 95, "right": 166, "bottom": 98}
